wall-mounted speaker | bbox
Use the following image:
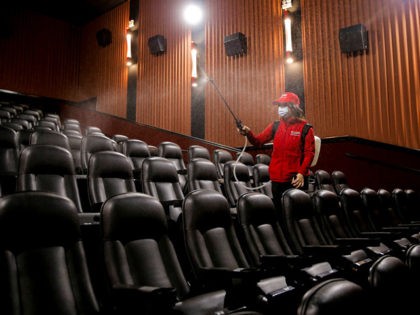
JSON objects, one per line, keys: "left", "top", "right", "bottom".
{"left": 148, "top": 35, "right": 167, "bottom": 55}
{"left": 96, "top": 28, "right": 112, "bottom": 47}
{"left": 224, "top": 32, "right": 247, "bottom": 56}
{"left": 339, "top": 24, "right": 368, "bottom": 54}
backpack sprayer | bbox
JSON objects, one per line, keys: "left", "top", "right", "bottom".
{"left": 199, "top": 66, "right": 270, "bottom": 191}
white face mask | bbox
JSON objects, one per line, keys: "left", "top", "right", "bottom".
{"left": 278, "top": 106, "right": 289, "bottom": 117}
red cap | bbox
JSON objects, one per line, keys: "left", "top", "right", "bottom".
{"left": 272, "top": 92, "right": 300, "bottom": 106}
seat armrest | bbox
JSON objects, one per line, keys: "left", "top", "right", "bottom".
{"left": 78, "top": 212, "right": 100, "bottom": 225}
{"left": 160, "top": 199, "right": 183, "bottom": 209}
{"left": 335, "top": 237, "right": 380, "bottom": 248}
{"left": 259, "top": 254, "right": 303, "bottom": 270}
{"left": 111, "top": 284, "right": 177, "bottom": 314}
{"left": 198, "top": 266, "right": 258, "bottom": 280}
{"left": 302, "top": 244, "right": 350, "bottom": 256}
{"left": 381, "top": 226, "right": 416, "bottom": 238}
{"left": 397, "top": 223, "right": 420, "bottom": 230}
{"left": 197, "top": 267, "right": 259, "bottom": 289}
{"left": 381, "top": 226, "right": 411, "bottom": 232}
{"left": 359, "top": 231, "right": 396, "bottom": 242}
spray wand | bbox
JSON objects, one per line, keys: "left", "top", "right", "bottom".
{"left": 198, "top": 65, "right": 243, "bottom": 130}
{"left": 200, "top": 66, "right": 270, "bottom": 191}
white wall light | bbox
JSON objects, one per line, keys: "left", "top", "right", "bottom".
{"left": 284, "top": 11, "right": 294, "bottom": 64}
{"left": 126, "top": 20, "right": 136, "bottom": 66}
{"left": 191, "top": 42, "right": 198, "bottom": 87}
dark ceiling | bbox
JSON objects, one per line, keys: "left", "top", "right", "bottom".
{"left": 12, "top": 0, "right": 128, "bottom": 26}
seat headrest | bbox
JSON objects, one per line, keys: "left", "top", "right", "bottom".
{"left": 282, "top": 188, "right": 313, "bottom": 220}
{"left": 19, "top": 145, "right": 75, "bottom": 175}
{"left": 0, "top": 125, "right": 18, "bottom": 147}
{"left": 143, "top": 157, "right": 179, "bottom": 182}
{"left": 183, "top": 189, "right": 231, "bottom": 232}
{"left": 224, "top": 161, "right": 249, "bottom": 181}
{"left": 190, "top": 159, "right": 218, "bottom": 180}
{"left": 368, "top": 255, "right": 409, "bottom": 289}
{"left": 0, "top": 191, "right": 80, "bottom": 252}
{"left": 297, "top": 278, "right": 366, "bottom": 315}
{"left": 237, "top": 192, "right": 276, "bottom": 226}
{"left": 123, "top": 139, "right": 150, "bottom": 157}
{"left": 101, "top": 192, "right": 167, "bottom": 243}
{"left": 159, "top": 142, "right": 182, "bottom": 159}
{"left": 88, "top": 151, "right": 133, "bottom": 178}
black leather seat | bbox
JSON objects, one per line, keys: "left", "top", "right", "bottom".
{"left": 67, "top": 133, "right": 83, "bottom": 174}
{"left": 339, "top": 187, "right": 412, "bottom": 255}
{"left": 141, "top": 156, "right": 184, "bottom": 224}
{"left": 0, "top": 108, "right": 12, "bottom": 123}
{"left": 121, "top": 139, "right": 150, "bottom": 191}
{"left": 0, "top": 125, "right": 20, "bottom": 194}
{"left": 30, "top": 129, "right": 71, "bottom": 150}
{"left": 404, "top": 189, "right": 420, "bottom": 221}
{"left": 213, "top": 148, "right": 233, "bottom": 181}
{"left": 63, "top": 121, "right": 82, "bottom": 135}
{"left": 368, "top": 255, "right": 415, "bottom": 314}
{"left": 235, "top": 151, "right": 255, "bottom": 181}
{"left": 158, "top": 141, "right": 188, "bottom": 192}
{"left": 0, "top": 106, "right": 18, "bottom": 118}
{"left": 148, "top": 144, "right": 159, "bottom": 156}
{"left": 405, "top": 243, "right": 420, "bottom": 283}
{"left": 2, "top": 121, "right": 24, "bottom": 131}
{"left": 372, "top": 188, "right": 420, "bottom": 240}
{"left": 187, "top": 158, "right": 223, "bottom": 194}
{"left": 331, "top": 170, "right": 349, "bottom": 195}
{"left": 17, "top": 129, "right": 33, "bottom": 151}
{"left": 87, "top": 151, "right": 136, "bottom": 212}
{"left": 281, "top": 189, "right": 374, "bottom": 282}
{"left": 183, "top": 189, "right": 298, "bottom": 314}
{"left": 18, "top": 113, "right": 38, "bottom": 129}
{"left": 85, "top": 125, "right": 103, "bottom": 136}
{"left": 10, "top": 117, "right": 33, "bottom": 129}
{"left": 101, "top": 192, "right": 243, "bottom": 315}
{"left": 237, "top": 192, "right": 339, "bottom": 286}
{"left": 391, "top": 187, "right": 419, "bottom": 225}
{"left": 314, "top": 170, "right": 336, "bottom": 194}
{"left": 80, "top": 134, "right": 116, "bottom": 174}
{"left": 36, "top": 119, "right": 57, "bottom": 131}
{"left": 43, "top": 113, "right": 62, "bottom": 130}
{"left": 0, "top": 191, "right": 101, "bottom": 314}
{"left": 297, "top": 278, "right": 368, "bottom": 315}
{"left": 188, "top": 144, "right": 211, "bottom": 162}
{"left": 111, "top": 134, "right": 128, "bottom": 152}
{"left": 252, "top": 163, "right": 272, "bottom": 198}
{"left": 255, "top": 153, "right": 271, "bottom": 166}
{"left": 23, "top": 108, "right": 42, "bottom": 120}
{"left": 312, "top": 189, "right": 391, "bottom": 259}
{"left": 223, "top": 160, "right": 254, "bottom": 211}
{"left": 17, "top": 144, "right": 84, "bottom": 213}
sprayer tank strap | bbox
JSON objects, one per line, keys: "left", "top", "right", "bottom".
{"left": 271, "top": 121, "right": 312, "bottom": 151}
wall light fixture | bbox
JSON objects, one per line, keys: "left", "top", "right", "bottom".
{"left": 126, "top": 19, "right": 137, "bottom": 66}
{"left": 191, "top": 41, "right": 198, "bottom": 87}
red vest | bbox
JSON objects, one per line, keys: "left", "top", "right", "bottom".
{"left": 247, "top": 119, "right": 315, "bottom": 182}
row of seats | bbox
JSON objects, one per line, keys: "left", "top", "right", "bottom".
{"left": 1, "top": 187, "right": 419, "bottom": 315}
{"left": 1, "top": 104, "right": 420, "bottom": 314}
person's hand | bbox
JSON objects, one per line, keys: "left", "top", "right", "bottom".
{"left": 238, "top": 125, "right": 250, "bottom": 136}
{"left": 291, "top": 173, "right": 304, "bottom": 188}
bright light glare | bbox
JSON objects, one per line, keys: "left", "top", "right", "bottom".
{"left": 183, "top": 4, "right": 203, "bottom": 25}
{"left": 286, "top": 56, "right": 294, "bottom": 64}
